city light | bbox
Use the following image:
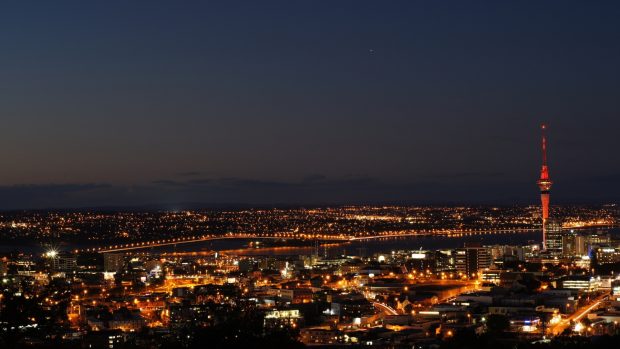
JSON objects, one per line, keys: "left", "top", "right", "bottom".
{"left": 0, "top": 10, "right": 616, "bottom": 346}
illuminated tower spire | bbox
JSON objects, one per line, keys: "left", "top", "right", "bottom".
{"left": 537, "top": 124, "right": 553, "bottom": 250}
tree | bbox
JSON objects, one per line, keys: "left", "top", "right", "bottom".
{"left": 486, "top": 314, "right": 510, "bottom": 335}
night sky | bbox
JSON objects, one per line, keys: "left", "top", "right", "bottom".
{"left": 1, "top": 1, "right": 619, "bottom": 209}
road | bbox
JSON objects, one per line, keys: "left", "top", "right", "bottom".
{"left": 548, "top": 291, "right": 609, "bottom": 336}
{"left": 373, "top": 302, "right": 399, "bottom": 316}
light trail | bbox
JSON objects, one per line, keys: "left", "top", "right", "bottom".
{"left": 373, "top": 302, "right": 398, "bottom": 316}
{"left": 548, "top": 291, "right": 609, "bottom": 336}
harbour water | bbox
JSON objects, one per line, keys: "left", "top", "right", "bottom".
{"left": 139, "top": 227, "right": 620, "bottom": 257}
{"left": 5, "top": 227, "right": 618, "bottom": 256}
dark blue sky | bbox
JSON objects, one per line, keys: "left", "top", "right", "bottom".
{"left": 1, "top": 1, "right": 619, "bottom": 209}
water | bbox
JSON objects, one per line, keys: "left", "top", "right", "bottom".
{"left": 216, "top": 230, "right": 542, "bottom": 257}
{"left": 5, "top": 227, "right": 618, "bottom": 256}
{"left": 125, "top": 227, "right": 620, "bottom": 257}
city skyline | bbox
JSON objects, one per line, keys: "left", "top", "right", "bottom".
{"left": 2, "top": 1, "right": 620, "bottom": 209}
{"left": 3, "top": 2, "right": 620, "bottom": 348}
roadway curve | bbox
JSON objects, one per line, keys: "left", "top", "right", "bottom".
{"left": 548, "top": 291, "right": 609, "bottom": 336}
{"left": 373, "top": 302, "right": 399, "bottom": 316}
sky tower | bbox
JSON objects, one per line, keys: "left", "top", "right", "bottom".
{"left": 537, "top": 124, "right": 553, "bottom": 250}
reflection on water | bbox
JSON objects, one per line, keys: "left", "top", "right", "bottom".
{"left": 217, "top": 230, "right": 543, "bottom": 257}
{"left": 157, "top": 227, "right": 619, "bottom": 257}
{"left": 5, "top": 227, "right": 618, "bottom": 256}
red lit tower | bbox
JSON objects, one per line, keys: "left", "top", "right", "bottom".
{"left": 537, "top": 124, "right": 553, "bottom": 250}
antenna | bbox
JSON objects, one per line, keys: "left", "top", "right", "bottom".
{"left": 541, "top": 124, "right": 547, "bottom": 167}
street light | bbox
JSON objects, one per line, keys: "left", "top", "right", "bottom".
{"left": 45, "top": 249, "right": 58, "bottom": 258}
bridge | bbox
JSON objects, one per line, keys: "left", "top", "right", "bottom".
{"left": 78, "top": 227, "right": 540, "bottom": 254}
{"left": 349, "top": 227, "right": 537, "bottom": 241}
{"left": 77, "top": 232, "right": 349, "bottom": 253}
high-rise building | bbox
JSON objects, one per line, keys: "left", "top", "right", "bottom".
{"left": 455, "top": 244, "right": 491, "bottom": 278}
{"left": 561, "top": 230, "right": 577, "bottom": 256}
{"left": 593, "top": 247, "right": 620, "bottom": 265}
{"left": 536, "top": 124, "right": 553, "bottom": 250}
{"left": 435, "top": 250, "right": 455, "bottom": 273}
{"left": 488, "top": 245, "right": 525, "bottom": 262}
{"left": 407, "top": 251, "right": 437, "bottom": 272}
{"left": 561, "top": 276, "right": 601, "bottom": 292}
{"left": 575, "top": 233, "right": 612, "bottom": 256}
{"left": 104, "top": 253, "right": 125, "bottom": 272}
{"left": 575, "top": 234, "right": 588, "bottom": 256}
{"left": 587, "top": 233, "right": 611, "bottom": 248}
{"left": 51, "top": 252, "right": 77, "bottom": 271}
{"left": 545, "top": 219, "right": 563, "bottom": 255}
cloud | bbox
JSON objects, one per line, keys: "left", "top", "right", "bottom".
{"left": 0, "top": 183, "right": 110, "bottom": 197}
{"left": 302, "top": 174, "right": 327, "bottom": 183}
{"left": 176, "top": 171, "right": 203, "bottom": 177}
{"left": 586, "top": 173, "right": 620, "bottom": 183}
{"left": 0, "top": 183, "right": 111, "bottom": 210}
{"left": 0, "top": 173, "right": 618, "bottom": 210}
{"left": 151, "top": 179, "right": 184, "bottom": 186}
{"left": 187, "top": 178, "right": 212, "bottom": 185}
{"left": 424, "top": 172, "right": 506, "bottom": 180}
